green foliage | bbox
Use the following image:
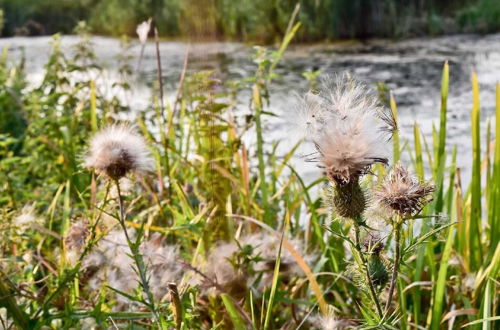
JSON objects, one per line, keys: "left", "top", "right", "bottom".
{"left": 1, "top": 0, "right": 500, "bottom": 40}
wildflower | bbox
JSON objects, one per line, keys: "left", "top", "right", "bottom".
{"left": 136, "top": 18, "right": 152, "bottom": 44}
{"left": 376, "top": 163, "right": 434, "bottom": 217}
{"left": 84, "top": 124, "right": 154, "bottom": 180}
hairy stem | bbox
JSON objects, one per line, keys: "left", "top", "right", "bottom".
{"left": 354, "top": 223, "right": 384, "bottom": 318}
{"left": 385, "top": 221, "right": 402, "bottom": 314}
{"left": 115, "top": 179, "right": 160, "bottom": 325}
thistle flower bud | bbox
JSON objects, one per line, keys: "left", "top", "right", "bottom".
{"left": 84, "top": 124, "right": 154, "bottom": 180}
{"left": 331, "top": 180, "right": 367, "bottom": 220}
{"left": 347, "top": 254, "right": 389, "bottom": 292}
{"left": 367, "top": 255, "right": 389, "bottom": 289}
{"left": 376, "top": 163, "right": 434, "bottom": 217}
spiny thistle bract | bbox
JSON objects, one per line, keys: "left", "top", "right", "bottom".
{"left": 84, "top": 124, "right": 154, "bottom": 180}
{"left": 376, "top": 162, "right": 435, "bottom": 217}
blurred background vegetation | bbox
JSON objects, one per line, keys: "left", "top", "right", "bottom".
{"left": 0, "top": 0, "right": 499, "bottom": 42}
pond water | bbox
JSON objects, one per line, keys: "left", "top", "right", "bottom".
{"left": 1, "top": 34, "right": 499, "bottom": 183}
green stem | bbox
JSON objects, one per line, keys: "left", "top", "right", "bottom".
{"left": 0, "top": 273, "right": 30, "bottom": 329}
{"left": 253, "top": 84, "right": 270, "bottom": 223}
{"left": 115, "top": 179, "right": 160, "bottom": 325}
{"left": 354, "top": 223, "right": 384, "bottom": 318}
{"left": 385, "top": 221, "right": 402, "bottom": 314}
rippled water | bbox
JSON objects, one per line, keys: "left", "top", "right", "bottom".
{"left": 1, "top": 34, "right": 499, "bottom": 182}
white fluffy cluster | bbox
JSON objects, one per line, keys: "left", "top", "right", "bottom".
{"left": 295, "top": 74, "right": 396, "bottom": 185}
{"left": 84, "top": 124, "right": 154, "bottom": 180}
{"left": 83, "top": 230, "right": 184, "bottom": 306}
{"left": 195, "top": 232, "right": 314, "bottom": 294}
{"left": 13, "top": 204, "right": 42, "bottom": 233}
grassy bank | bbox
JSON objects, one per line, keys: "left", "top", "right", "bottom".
{"left": 0, "top": 0, "right": 500, "bottom": 42}
{"left": 0, "top": 20, "right": 499, "bottom": 330}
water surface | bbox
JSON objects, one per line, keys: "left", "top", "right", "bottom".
{"left": 1, "top": 34, "right": 499, "bottom": 182}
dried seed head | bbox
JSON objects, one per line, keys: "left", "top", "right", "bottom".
{"left": 312, "top": 313, "right": 353, "bottom": 330}
{"left": 13, "top": 204, "right": 41, "bottom": 232}
{"left": 193, "top": 232, "right": 315, "bottom": 295}
{"left": 376, "top": 163, "right": 435, "bottom": 217}
{"left": 136, "top": 18, "right": 152, "bottom": 44}
{"left": 84, "top": 124, "right": 154, "bottom": 180}
{"left": 65, "top": 219, "right": 89, "bottom": 250}
{"left": 299, "top": 74, "right": 394, "bottom": 184}
{"left": 82, "top": 230, "right": 184, "bottom": 304}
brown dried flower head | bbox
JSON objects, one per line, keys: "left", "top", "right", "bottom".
{"left": 376, "top": 163, "right": 434, "bottom": 216}
{"left": 65, "top": 219, "right": 89, "bottom": 250}
{"left": 84, "top": 124, "right": 154, "bottom": 180}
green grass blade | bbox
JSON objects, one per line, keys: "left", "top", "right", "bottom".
{"left": 390, "top": 92, "right": 400, "bottom": 163}
{"left": 489, "top": 83, "right": 500, "bottom": 251}
{"left": 263, "top": 216, "right": 286, "bottom": 330}
{"left": 221, "top": 294, "right": 247, "bottom": 330}
{"left": 413, "top": 123, "right": 424, "bottom": 180}
{"left": 90, "top": 80, "right": 97, "bottom": 131}
{"left": 430, "top": 222, "right": 455, "bottom": 329}
{"left": 470, "top": 72, "right": 483, "bottom": 270}
{"left": 433, "top": 61, "right": 449, "bottom": 213}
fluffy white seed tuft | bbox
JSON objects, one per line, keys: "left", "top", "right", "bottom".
{"left": 297, "top": 73, "right": 396, "bottom": 185}
{"left": 84, "top": 124, "right": 154, "bottom": 180}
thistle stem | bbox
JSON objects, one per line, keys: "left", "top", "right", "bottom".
{"left": 114, "top": 179, "right": 160, "bottom": 325}
{"left": 385, "top": 221, "right": 402, "bottom": 314}
{"left": 354, "top": 223, "right": 384, "bottom": 318}
{"left": 252, "top": 83, "right": 271, "bottom": 224}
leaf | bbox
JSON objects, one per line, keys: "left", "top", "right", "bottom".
{"left": 221, "top": 294, "right": 247, "bottom": 330}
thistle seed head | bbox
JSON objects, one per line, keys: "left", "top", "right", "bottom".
{"left": 84, "top": 124, "right": 154, "bottom": 180}
{"left": 136, "top": 18, "right": 152, "bottom": 44}
{"left": 82, "top": 230, "right": 184, "bottom": 304}
{"left": 312, "top": 313, "right": 353, "bottom": 329}
{"left": 376, "top": 163, "right": 435, "bottom": 217}
{"left": 298, "top": 73, "right": 395, "bottom": 184}
{"left": 194, "top": 232, "right": 315, "bottom": 295}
